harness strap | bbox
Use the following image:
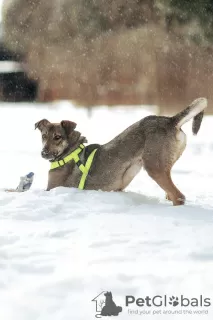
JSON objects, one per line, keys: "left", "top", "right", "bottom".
{"left": 78, "top": 148, "right": 97, "bottom": 190}
{"left": 50, "top": 144, "right": 98, "bottom": 190}
{"left": 50, "top": 144, "right": 85, "bottom": 170}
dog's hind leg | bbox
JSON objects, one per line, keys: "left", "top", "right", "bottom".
{"left": 165, "top": 193, "right": 172, "bottom": 201}
{"left": 146, "top": 169, "right": 185, "bottom": 206}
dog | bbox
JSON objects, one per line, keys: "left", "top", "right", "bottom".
{"left": 35, "top": 97, "right": 207, "bottom": 206}
{"left": 101, "top": 291, "right": 122, "bottom": 316}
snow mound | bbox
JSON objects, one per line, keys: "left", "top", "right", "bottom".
{"left": 0, "top": 102, "right": 213, "bottom": 319}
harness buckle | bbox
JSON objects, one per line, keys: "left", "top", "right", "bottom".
{"left": 58, "top": 159, "right": 65, "bottom": 167}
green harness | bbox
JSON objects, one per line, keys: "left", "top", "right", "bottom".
{"left": 50, "top": 144, "right": 97, "bottom": 190}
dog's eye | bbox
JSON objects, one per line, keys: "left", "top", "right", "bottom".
{"left": 42, "top": 134, "right": 47, "bottom": 139}
{"left": 54, "top": 135, "right": 61, "bottom": 140}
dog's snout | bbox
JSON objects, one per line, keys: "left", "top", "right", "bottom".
{"left": 41, "top": 148, "right": 49, "bottom": 157}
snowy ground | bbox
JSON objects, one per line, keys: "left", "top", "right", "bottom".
{"left": 0, "top": 101, "right": 213, "bottom": 320}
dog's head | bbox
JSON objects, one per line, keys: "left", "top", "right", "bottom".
{"left": 104, "top": 292, "right": 112, "bottom": 299}
{"left": 35, "top": 119, "right": 87, "bottom": 160}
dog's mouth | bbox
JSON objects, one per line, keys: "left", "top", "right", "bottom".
{"left": 41, "top": 150, "right": 65, "bottom": 161}
{"left": 41, "top": 151, "right": 57, "bottom": 161}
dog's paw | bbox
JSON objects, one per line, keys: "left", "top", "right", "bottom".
{"left": 173, "top": 196, "right": 185, "bottom": 206}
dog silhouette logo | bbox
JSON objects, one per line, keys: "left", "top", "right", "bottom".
{"left": 92, "top": 291, "right": 122, "bottom": 318}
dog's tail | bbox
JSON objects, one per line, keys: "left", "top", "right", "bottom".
{"left": 171, "top": 97, "right": 207, "bottom": 135}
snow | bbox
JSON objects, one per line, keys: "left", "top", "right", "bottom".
{"left": 0, "top": 101, "right": 213, "bottom": 320}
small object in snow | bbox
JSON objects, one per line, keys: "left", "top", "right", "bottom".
{"left": 16, "top": 172, "right": 34, "bottom": 192}
{"left": 5, "top": 172, "right": 34, "bottom": 193}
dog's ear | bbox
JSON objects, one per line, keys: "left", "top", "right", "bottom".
{"left": 35, "top": 119, "right": 50, "bottom": 131}
{"left": 60, "top": 120, "right": 77, "bottom": 135}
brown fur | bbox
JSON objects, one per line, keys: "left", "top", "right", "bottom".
{"left": 35, "top": 98, "right": 207, "bottom": 206}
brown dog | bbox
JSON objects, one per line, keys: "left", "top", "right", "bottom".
{"left": 35, "top": 97, "right": 207, "bottom": 205}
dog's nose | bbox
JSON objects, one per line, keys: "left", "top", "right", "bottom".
{"left": 41, "top": 148, "right": 49, "bottom": 157}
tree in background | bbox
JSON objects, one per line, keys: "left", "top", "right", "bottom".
{"left": 2, "top": 0, "right": 213, "bottom": 112}
{"left": 168, "top": 0, "right": 213, "bottom": 44}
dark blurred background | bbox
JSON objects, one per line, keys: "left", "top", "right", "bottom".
{"left": 1, "top": 0, "right": 213, "bottom": 113}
